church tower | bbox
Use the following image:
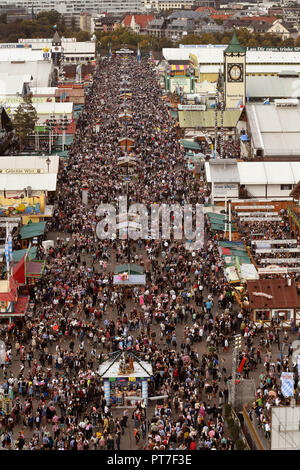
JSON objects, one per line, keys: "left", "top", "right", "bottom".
{"left": 224, "top": 31, "right": 246, "bottom": 109}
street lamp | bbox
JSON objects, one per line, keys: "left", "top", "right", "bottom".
{"left": 46, "top": 156, "right": 51, "bottom": 173}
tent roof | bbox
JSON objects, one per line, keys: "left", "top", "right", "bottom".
{"left": 180, "top": 139, "right": 201, "bottom": 150}
{"left": 178, "top": 109, "right": 242, "bottom": 128}
{"left": 20, "top": 221, "right": 47, "bottom": 240}
{"left": 114, "top": 264, "right": 144, "bottom": 275}
{"left": 13, "top": 246, "right": 37, "bottom": 263}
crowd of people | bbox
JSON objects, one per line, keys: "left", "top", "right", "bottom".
{"left": 0, "top": 54, "right": 298, "bottom": 451}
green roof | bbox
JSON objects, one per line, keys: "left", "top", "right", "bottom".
{"left": 224, "top": 31, "right": 246, "bottom": 54}
{"left": 114, "top": 263, "right": 144, "bottom": 275}
{"left": 20, "top": 221, "right": 47, "bottom": 240}
{"left": 12, "top": 246, "right": 37, "bottom": 263}
{"left": 180, "top": 139, "right": 201, "bottom": 150}
{"left": 178, "top": 109, "right": 242, "bottom": 129}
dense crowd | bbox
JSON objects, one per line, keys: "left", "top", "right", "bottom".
{"left": 0, "top": 54, "right": 298, "bottom": 451}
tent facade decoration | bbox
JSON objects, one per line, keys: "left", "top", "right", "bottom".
{"left": 98, "top": 350, "right": 153, "bottom": 407}
{"left": 0, "top": 277, "right": 29, "bottom": 319}
{"left": 113, "top": 263, "right": 146, "bottom": 286}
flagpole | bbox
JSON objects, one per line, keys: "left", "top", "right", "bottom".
{"left": 5, "top": 222, "right": 10, "bottom": 282}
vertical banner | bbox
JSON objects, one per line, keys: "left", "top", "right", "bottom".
{"left": 142, "top": 380, "right": 148, "bottom": 406}
{"left": 104, "top": 380, "right": 110, "bottom": 404}
{"left": 281, "top": 372, "right": 294, "bottom": 397}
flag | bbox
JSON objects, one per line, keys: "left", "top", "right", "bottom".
{"left": 263, "top": 98, "right": 270, "bottom": 105}
{"left": 5, "top": 233, "right": 12, "bottom": 273}
{"left": 238, "top": 356, "right": 247, "bottom": 373}
{"left": 108, "top": 44, "right": 112, "bottom": 58}
{"left": 137, "top": 44, "right": 141, "bottom": 62}
{"left": 281, "top": 372, "right": 294, "bottom": 397}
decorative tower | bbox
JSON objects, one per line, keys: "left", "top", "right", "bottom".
{"left": 51, "top": 31, "right": 62, "bottom": 67}
{"left": 224, "top": 31, "right": 246, "bottom": 110}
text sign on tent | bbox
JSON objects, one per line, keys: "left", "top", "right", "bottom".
{"left": 281, "top": 372, "right": 294, "bottom": 397}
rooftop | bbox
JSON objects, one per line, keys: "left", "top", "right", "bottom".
{"left": 247, "top": 278, "right": 298, "bottom": 309}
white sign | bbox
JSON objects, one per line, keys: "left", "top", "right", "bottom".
{"left": 214, "top": 183, "right": 238, "bottom": 197}
{"left": 0, "top": 169, "right": 44, "bottom": 174}
{"left": 235, "top": 205, "right": 275, "bottom": 210}
{"left": 253, "top": 239, "right": 297, "bottom": 245}
{"left": 252, "top": 291, "right": 273, "bottom": 299}
{"left": 259, "top": 258, "right": 300, "bottom": 264}
{"left": 237, "top": 212, "right": 278, "bottom": 217}
{"left": 256, "top": 248, "right": 300, "bottom": 254}
{"left": 178, "top": 104, "right": 206, "bottom": 111}
{"left": 240, "top": 217, "right": 282, "bottom": 221}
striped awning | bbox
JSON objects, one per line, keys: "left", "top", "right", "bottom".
{"left": 171, "top": 64, "right": 188, "bottom": 71}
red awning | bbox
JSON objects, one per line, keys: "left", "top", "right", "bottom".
{"left": 221, "top": 247, "right": 231, "bottom": 255}
{"left": 13, "top": 254, "right": 26, "bottom": 285}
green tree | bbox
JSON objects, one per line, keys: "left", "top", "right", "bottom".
{"left": 247, "top": 38, "right": 259, "bottom": 47}
{"left": 13, "top": 94, "right": 38, "bottom": 152}
{"left": 75, "top": 30, "right": 90, "bottom": 42}
{"left": 37, "top": 9, "right": 61, "bottom": 26}
{"left": 71, "top": 16, "right": 77, "bottom": 32}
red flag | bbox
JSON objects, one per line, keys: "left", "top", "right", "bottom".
{"left": 238, "top": 356, "right": 247, "bottom": 373}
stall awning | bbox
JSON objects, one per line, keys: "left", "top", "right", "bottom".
{"left": 20, "top": 221, "right": 47, "bottom": 240}
{"left": 180, "top": 139, "right": 201, "bottom": 150}
{"left": 13, "top": 246, "right": 37, "bottom": 263}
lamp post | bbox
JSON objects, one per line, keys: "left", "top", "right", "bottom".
{"left": 46, "top": 156, "right": 51, "bottom": 173}
{"left": 230, "top": 334, "right": 242, "bottom": 409}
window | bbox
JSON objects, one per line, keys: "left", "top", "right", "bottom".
{"left": 281, "top": 184, "right": 292, "bottom": 190}
{"left": 255, "top": 310, "right": 270, "bottom": 320}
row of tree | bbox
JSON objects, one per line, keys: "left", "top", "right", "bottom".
{"left": 0, "top": 9, "right": 90, "bottom": 43}
{"left": 1, "top": 9, "right": 300, "bottom": 48}
{"left": 97, "top": 27, "right": 300, "bottom": 51}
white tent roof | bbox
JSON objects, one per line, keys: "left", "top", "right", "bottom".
{"left": 238, "top": 162, "right": 267, "bottom": 185}
{"left": 247, "top": 103, "right": 300, "bottom": 156}
{"left": 206, "top": 161, "right": 300, "bottom": 186}
{"left": 162, "top": 48, "right": 192, "bottom": 62}
{"left": 0, "top": 48, "right": 44, "bottom": 62}
{"left": 0, "top": 61, "right": 52, "bottom": 88}
{"left": 0, "top": 155, "right": 59, "bottom": 173}
{"left": 0, "top": 174, "right": 57, "bottom": 191}
{"left": 0, "top": 73, "right": 32, "bottom": 95}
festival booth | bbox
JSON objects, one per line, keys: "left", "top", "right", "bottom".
{"left": 19, "top": 221, "right": 47, "bottom": 249}
{"left": 246, "top": 278, "right": 300, "bottom": 329}
{"left": 219, "top": 241, "right": 258, "bottom": 283}
{"left": 206, "top": 212, "right": 239, "bottom": 241}
{"left": 98, "top": 350, "right": 153, "bottom": 407}
{"left": 12, "top": 245, "right": 45, "bottom": 286}
{"left": 0, "top": 155, "right": 59, "bottom": 224}
{"left": 119, "top": 138, "right": 135, "bottom": 153}
{"left": 0, "top": 277, "right": 29, "bottom": 322}
{"left": 113, "top": 264, "right": 146, "bottom": 287}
